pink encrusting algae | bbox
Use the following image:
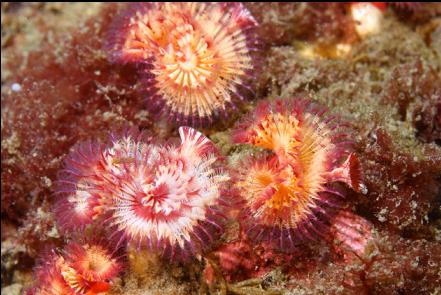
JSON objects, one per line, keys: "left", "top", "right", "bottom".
{"left": 106, "top": 2, "right": 260, "bottom": 126}
{"left": 330, "top": 210, "right": 374, "bottom": 259}
{"left": 24, "top": 238, "right": 124, "bottom": 295}
{"left": 233, "top": 98, "right": 362, "bottom": 250}
{"left": 55, "top": 127, "right": 229, "bottom": 260}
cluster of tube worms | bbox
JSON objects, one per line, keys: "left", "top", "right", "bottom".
{"left": 24, "top": 2, "right": 374, "bottom": 293}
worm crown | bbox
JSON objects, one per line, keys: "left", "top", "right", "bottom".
{"left": 55, "top": 127, "right": 229, "bottom": 260}
{"left": 106, "top": 3, "right": 260, "bottom": 126}
{"left": 25, "top": 237, "right": 124, "bottom": 295}
{"left": 233, "top": 98, "right": 361, "bottom": 249}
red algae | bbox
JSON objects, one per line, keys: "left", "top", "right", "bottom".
{"left": 1, "top": 5, "right": 152, "bottom": 225}
{"left": 357, "top": 128, "right": 440, "bottom": 234}
{"left": 207, "top": 220, "right": 441, "bottom": 294}
{"left": 382, "top": 60, "right": 441, "bottom": 145}
{"left": 210, "top": 228, "right": 318, "bottom": 284}
{"left": 244, "top": 3, "right": 357, "bottom": 46}
{"left": 336, "top": 232, "right": 441, "bottom": 294}
{"left": 391, "top": 2, "right": 440, "bottom": 25}
{"left": 106, "top": 3, "right": 260, "bottom": 127}
{"left": 282, "top": 232, "right": 441, "bottom": 294}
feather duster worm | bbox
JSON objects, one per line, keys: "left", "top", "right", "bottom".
{"left": 24, "top": 238, "right": 124, "bottom": 295}
{"left": 26, "top": 253, "right": 76, "bottom": 295}
{"left": 54, "top": 128, "right": 152, "bottom": 232}
{"left": 108, "top": 127, "right": 229, "bottom": 259}
{"left": 233, "top": 98, "right": 361, "bottom": 250}
{"left": 55, "top": 127, "right": 229, "bottom": 260}
{"left": 106, "top": 2, "right": 260, "bottom": 126}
